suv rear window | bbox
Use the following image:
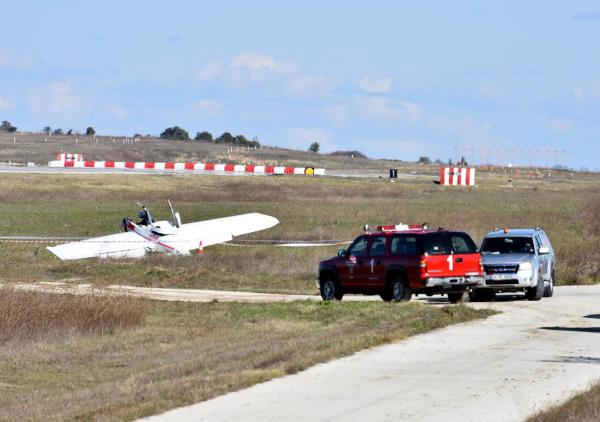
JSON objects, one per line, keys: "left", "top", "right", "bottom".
{"left": 424, "top": 234, "right": 450, "bottom": 255}
{"left": 481, "top": 236, "right": 535, "bottom": 254}
{"left": 449, "top": 233, "right": 477, "bottom": 254}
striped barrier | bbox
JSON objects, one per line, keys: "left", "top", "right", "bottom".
{"left": 439, "top": 167, "right": 475, "bottom": 186}
{"left": 48, "top": 159, "right": 325, "bottom": 176}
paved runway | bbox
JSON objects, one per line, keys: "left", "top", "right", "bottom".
{"left": 142, "top": 285, "right": 600, "bottom": 421}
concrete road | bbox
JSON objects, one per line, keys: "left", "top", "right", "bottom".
{"left": 143, "top": 285, "right": 600, "bottom": 422}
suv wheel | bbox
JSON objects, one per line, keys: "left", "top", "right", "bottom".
{"left": 320, "top": 274, "right": 343, "bottom": 301}
{"left": 544, "top": 268, "right": 554, "bottom": 298}
{"left": 383, "top": 276, "right": 411, "bottom": 302}
{"left": 526, "top": 271, "right": 544, "bottom": 301}
{"left": 448, "top": 291, "right": 470, "bottom": 304}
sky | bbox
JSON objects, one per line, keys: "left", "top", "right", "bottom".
{"left": 1, "top": 1, "right": 599, "bottom": 169}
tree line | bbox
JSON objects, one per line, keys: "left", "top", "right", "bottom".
{"left": 159, "top": 127, "right": 261, "bottom": 147}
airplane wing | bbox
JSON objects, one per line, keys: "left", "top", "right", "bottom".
{"left": 161, "top": 212, "right": 279, "bottom": 252}
{"left": 47, "top": 231, "right": 153, "bottom": 260}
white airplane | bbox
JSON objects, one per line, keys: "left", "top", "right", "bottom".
{"left": 47, "top": 201, "right": 279, "bottom": 260}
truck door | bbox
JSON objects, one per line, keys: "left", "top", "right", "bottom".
{"left": 339, "top": 236, "right": 371, "bottom": 287}
{"left": 534, "top": 235, "right": 549, "bottom": 279}
{"left": 448, "top": 233, "right": 479, "bottom": 275}
{"left": 390, "top": 235, "right": 420, "bottom": 288}
{"left": 365, "top": 235, "right": 387, "bottom": 286}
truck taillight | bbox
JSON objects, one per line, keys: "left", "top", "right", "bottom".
{"left": 419, "top": 257, "right": 427, "bottom": 269}
{"left": 479, "top": 257, "right": 483, "bottom": 272}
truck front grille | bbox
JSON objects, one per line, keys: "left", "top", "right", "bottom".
{"left": 484, "top": 264, "right": 519, "bottom": 275}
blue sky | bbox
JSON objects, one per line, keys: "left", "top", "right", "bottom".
{"left": 1, "top": 1, "right": 599, "bottom": 169}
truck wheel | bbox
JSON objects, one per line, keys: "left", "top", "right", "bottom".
{"left": 448, "top": 292, "right": 470, "bottom": 304}
{"left": 320, "top": 275, "right": 343, "bottom": 301}
{"left": 544, "top": 268, "right": 554, "bottom": 298}
{"left": 385, "top": 276, "right": 412, "bottom": 302}
{"left": 526, "top": 272, "right": 544, "bottom": 301}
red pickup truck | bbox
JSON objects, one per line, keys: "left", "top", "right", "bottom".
{"left": 317, "top": 225, "right": 484, "bottom": 303}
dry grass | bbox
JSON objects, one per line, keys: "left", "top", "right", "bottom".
{"left": 527, "top": 382, "right": 600, "bottom": 422}
{"left": 0, "top": 288, "right": 146, "bottom": 344}
{"left": 0, "top": 299, "right": 495, "bottom": 420}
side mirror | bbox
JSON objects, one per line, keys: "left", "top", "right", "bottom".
{"left": 538, "top": 246, "right": 549, "bottom": 255}
{"left": 337, "top": 249, "right": 347, "bottom": 258}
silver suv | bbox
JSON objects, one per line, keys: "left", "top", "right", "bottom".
{"left": 473, "top": 228, "right": 555, "bottom": 301}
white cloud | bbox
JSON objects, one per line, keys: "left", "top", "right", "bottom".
{"left": 106, "top": 104, "right": 129, "bottom": 119}
{"left": 323, "top": 105, "right": 348, "bottom": 126}
{"left": 356, "top": 96, "right": 421, "bottom": 122}
{"left": 574, "top": 82, "right": 600, "bottom": 100}
{"left": 284, "top": 127, "right": 336, "bottom": 151}
{"left": 478, "top": 85, "right": 511, "bottom": 101}
{"left": 358, "top": 75, "right": 393, "bottom": 93}
{"left": 190, "top": 99, "right": 224, "bottom": 116}
{"left": 29, "top": 81, "right": 88, "bottom": 114}
{"left": 287, "top": 75, "right": 335, "bottom": 96}
{"left": 193, "top": 59, "right": 224, "bottom": 82}
{"left": 0, "top": 97, "right": 12, "bottom": 112}
{"left": 230, "top": 52, "right": 295, "bottom": 73}
{"left": 0, "top": 51, "right": 32, "bottom": 69}
{"left": 548, "top": 118, "right": 572, "bottom": 133}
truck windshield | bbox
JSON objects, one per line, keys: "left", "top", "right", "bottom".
{"left": 481, "top": 237, "right": 535, "bottom": 254}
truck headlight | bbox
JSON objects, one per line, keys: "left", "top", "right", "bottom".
{"left": 520, "top": 262, "right": 532, "bottom": 271}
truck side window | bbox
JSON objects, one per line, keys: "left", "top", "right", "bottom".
{"left": 391, "top": 236, "right": 418, "bottom": 255}
{"left": 369, "top": 236, "right": 387, "bottom": 257}
{"left": 347, "top": 236, "right": 368, "bottom": 257}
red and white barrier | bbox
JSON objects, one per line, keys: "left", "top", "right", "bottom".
{"left": 439, "top": 167, "right": 475, "bottom": 186}
{"left": 57, "top": 153, "right": 83, "bottom": 162}
{"left": 48, "top": 158, "right": 325, "bottom": 176}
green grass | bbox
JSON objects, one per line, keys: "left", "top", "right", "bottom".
{"left": 0, "top": 172, "right": 598, "bottom": 292}
{"left": 0, "top": 298, "right": 495, "bottom": 421}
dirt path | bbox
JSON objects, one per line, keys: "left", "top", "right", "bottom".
{"left": 3, "top": 281, "right": 376, "bottom": 303}
{"left": 141, "top": 285, "right": 600, "bottom": 422}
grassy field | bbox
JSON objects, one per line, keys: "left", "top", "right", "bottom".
{"left": 0, "top": 294, "right": 495, "bottom": 420}
{"left": 527, "top": 382, "right": 600, "bottom": 422}
{"left": 0, "top": 172, "right": 598, "bottom": 292}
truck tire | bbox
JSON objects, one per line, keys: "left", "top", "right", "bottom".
{"left": 383, "top": 276, "right": 412, "bottom": 302}
{"left": 320, "top": 274, "right": 343, "bottom": 301}
{"left": 526, "top": 271, "right": 544, "bottom": 301}
{"left": 470, "top": 289, "right": 495, "bottom": 302}
{"left": 544, "top": 268, "right": 554, "bottom": 298}
{"left": 448, "top": 292, "right": 470, "bottom": 304}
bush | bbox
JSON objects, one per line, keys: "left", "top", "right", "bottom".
{"left": 52, "top": 128, "right": 64, "bottom": 135}
{"left": 417, "top": 156, "right": 431, "bottom": 164}
{"left": 195, "top": 131, "right": 213, "bottom": 141}
{"left": 160, "top": 126, "right": 190, "bottom": 140}
{"left": 328, "top": 150, "right": 367, "bottom": 158}
{"left": 1, "top": 120, "right": 17, "bottom": 132}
